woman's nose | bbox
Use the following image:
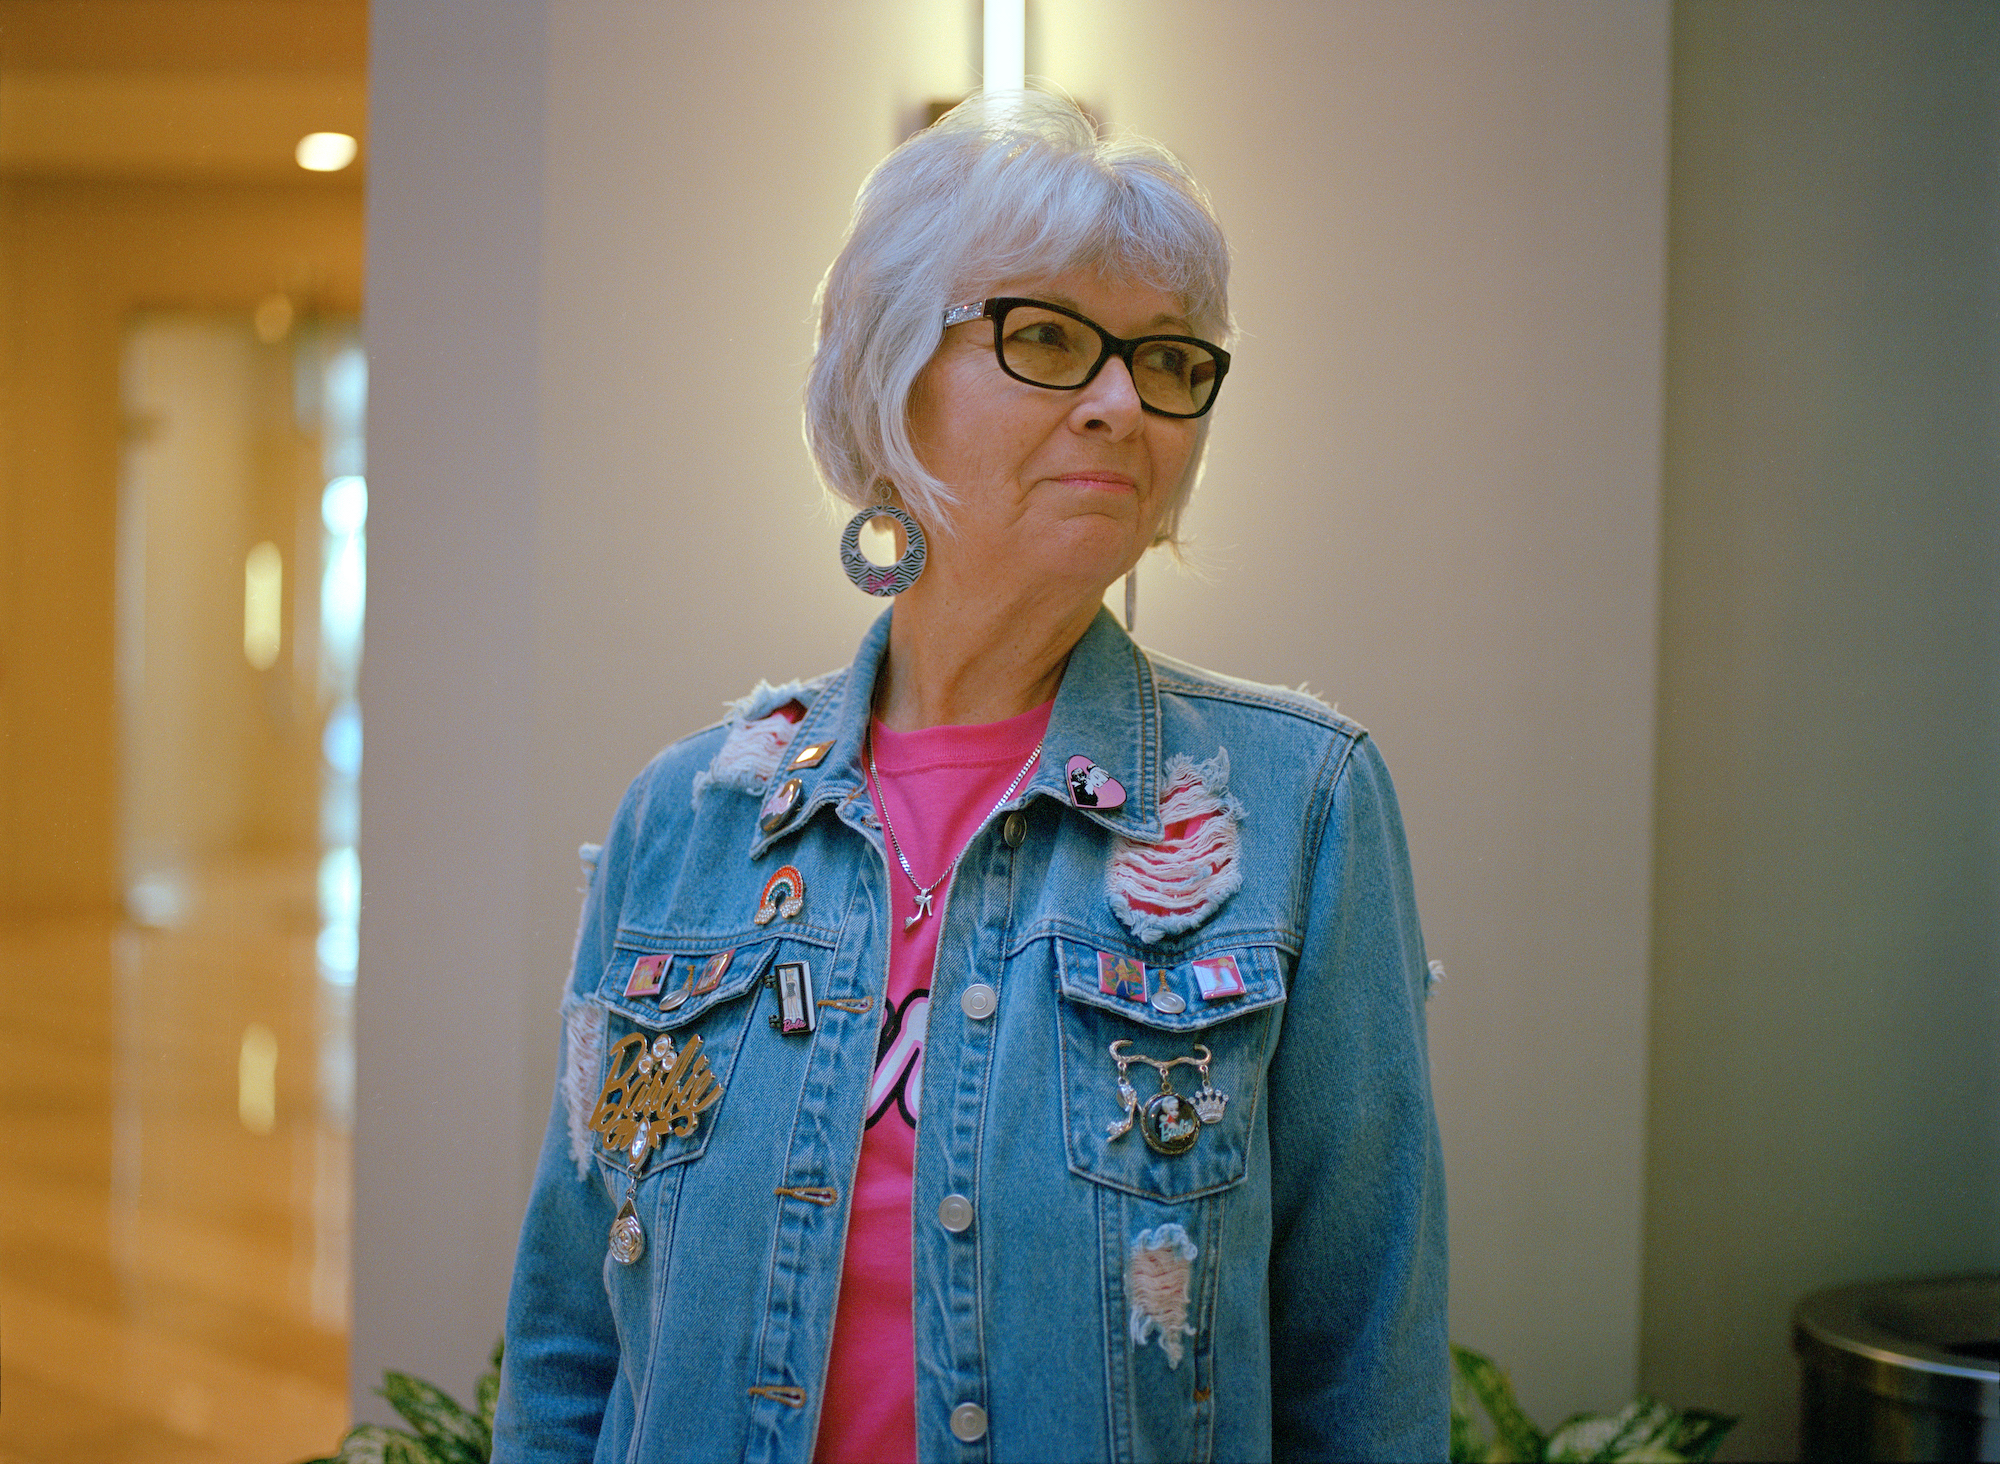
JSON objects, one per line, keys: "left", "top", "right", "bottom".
{"left": 1070, "top": 354, "right": 1145, "bottom": 435}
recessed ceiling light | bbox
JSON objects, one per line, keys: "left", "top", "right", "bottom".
{"left": 296, "top": 132, "right": 359, "bottom": 172}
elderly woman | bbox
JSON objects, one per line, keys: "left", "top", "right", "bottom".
{"left": 495, "top": 93, "right": 1446, "bottom": 1462}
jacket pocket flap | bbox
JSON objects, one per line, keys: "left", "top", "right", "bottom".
{"left": 1054, "top": 939, "right": 1285, "bottom": 1033}
{"left": 599, "top": 927, "right": 833, "bottom": 1029}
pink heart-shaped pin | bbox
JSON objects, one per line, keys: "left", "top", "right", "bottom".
{"left": 1066, "top": 754, "right": 1126, "bottom": 810}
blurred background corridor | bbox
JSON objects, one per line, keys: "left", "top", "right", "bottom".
{"left": 1, "top": 2, "right": 1995, "bottom": 1460}
{"left": 0, "top": 2, "right": 364, "bottom": 1457}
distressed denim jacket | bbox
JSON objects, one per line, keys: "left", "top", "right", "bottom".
{"left": 494, "top": 607, "right": 1448, "bottom": 1463}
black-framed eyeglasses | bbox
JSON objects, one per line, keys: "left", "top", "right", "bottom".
{"left": 942, "top": 297, "right": 1231, "bottom": 419}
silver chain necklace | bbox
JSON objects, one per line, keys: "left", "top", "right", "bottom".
{"left": 867, "top": 733, "right": 1042, "bottom": 930}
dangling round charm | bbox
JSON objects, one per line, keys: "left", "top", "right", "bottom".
{"left": 840, "top": 503, "right": 927, "bottom": 597}
{"left": 609, "top": 1195, "right": 645, "bottom": 1265}
{"left": 1139, "top": 1086, "right": 1202, "bottom": 1156}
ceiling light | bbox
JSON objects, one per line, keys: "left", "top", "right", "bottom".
{"left": 296, "top": 132, "right": 358, "bottom": 172}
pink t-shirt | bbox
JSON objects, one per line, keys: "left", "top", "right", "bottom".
{"left": 813, "top": 700, "right": 1052, "bottom": 1464}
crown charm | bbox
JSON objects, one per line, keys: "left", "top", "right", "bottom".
{"left": 1192, "top": 1083, "right": 1228, "bottom": 1125}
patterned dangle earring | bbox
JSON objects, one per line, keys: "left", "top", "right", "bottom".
{"left": 840, "top": 496, "right": 928, "bottom": 597}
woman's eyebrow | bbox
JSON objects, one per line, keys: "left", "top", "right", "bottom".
{"left": 1038, "top": 294, "right": 1192, "bottom": 333}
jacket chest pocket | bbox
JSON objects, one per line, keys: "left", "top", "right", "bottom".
{"left": 582, "top": 928, "right": 832, "bottom": 1185}
{"left": 1049, "top": 936, "right": 1286, "bottom": 1202}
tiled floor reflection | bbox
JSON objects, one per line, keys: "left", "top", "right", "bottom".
{"left": 0, "top": 873, "right": 349, "bottom": 1463}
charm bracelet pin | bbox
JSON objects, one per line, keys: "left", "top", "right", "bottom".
{"left": 1106, "top": 1040, "right": 1229, "bottom": 1156}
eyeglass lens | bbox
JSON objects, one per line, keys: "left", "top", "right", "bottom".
{"left": 996, "top": 303, "right": 1222, "bottom": 416}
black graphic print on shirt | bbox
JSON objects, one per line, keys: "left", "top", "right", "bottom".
{"left": 865, "top": 987, "right": 927, "bottom": 1129}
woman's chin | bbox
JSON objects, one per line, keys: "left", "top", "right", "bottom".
{"left": 1042, "top": 517, "right": 1145, "bottom": 577}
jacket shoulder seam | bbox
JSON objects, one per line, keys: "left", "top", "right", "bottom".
{"left": 1145, "top": 652, "right": 1368, "bottom": 739}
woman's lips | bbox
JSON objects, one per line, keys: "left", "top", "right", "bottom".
{"left": 1054, "top": 472, "right": 1137, "bottom": 491}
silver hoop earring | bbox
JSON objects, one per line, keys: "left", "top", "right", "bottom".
{"left": 840, "top": 504, "right": 927, "bottom": 597}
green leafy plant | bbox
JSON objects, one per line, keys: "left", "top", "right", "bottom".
{"left": 314, "top": 1335, "right": 1732, "bottom": 1463}
{"left": 303, "top": 1340, "right": 501, "bottom": 1464}
{"left": 1450, "top": 1342, "right": 1736, "bottom": 1463}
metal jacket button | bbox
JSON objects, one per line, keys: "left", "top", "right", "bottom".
{"left": 937, "top": 1194, "right": 973, "bottom": 1232}
{"left": 950, "top": 1402, "right": 988, "bottom": 1442}
{"left": 1002, "top": 811, "right": 1026, "bottom": 847}
{"left": 960, "top": 983, "right": 997, "bottom": 1020}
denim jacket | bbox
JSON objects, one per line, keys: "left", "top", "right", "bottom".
{"left": 494, "top": 607, "right": 1447, "bottom": 1463}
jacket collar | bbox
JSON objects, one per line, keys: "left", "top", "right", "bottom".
{"left": 748, "top": 604, "right": 1162, "bottom": 859}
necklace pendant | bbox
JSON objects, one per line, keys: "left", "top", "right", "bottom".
{"left": 905, "top": 889, "right": 934, "bottom": 929}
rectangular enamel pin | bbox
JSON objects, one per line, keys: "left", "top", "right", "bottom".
{"left": 1191, "top": 954, "right": 1246, "bottom": 1001}
{"left": 625, "top": 953, "right": 671, "bottom": 999}
{"left": 692, "top": 948, "right": 733, "bottom": 995}
{"left": 1097, "top": 951, "right": 1147, "bottom": 1003}
{"left": 770, "top": 960, "right": 816, "bottom": 1034}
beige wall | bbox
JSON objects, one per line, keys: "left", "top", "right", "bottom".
{"left": 1035, "top": 3, "right": 1671, "bottom": 1419}
{"left": 361, "top": 0, "right": 1672, "bottom": 1418}
{"left": 1641, "top": 4, "right": 2000, "bottom": 1457}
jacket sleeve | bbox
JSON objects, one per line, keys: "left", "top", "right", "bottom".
{"left": 1266, "top": 733, "right": 1449, "bottom": 1461}
{"left": 491, "top": 817, "right": 630, "bottom": 1458}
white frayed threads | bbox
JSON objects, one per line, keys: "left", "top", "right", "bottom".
{"left": 1107, "top": 749, "right": 1246, "bottom": 944}
{"left": 1426, "top": 958, "right": 1446, "bottom": 997}
{"left": 1128, "top": 1223, "right": 1199, "bottom": 1369}
{"left": 562, "top": 998, "right": 606, "bottom": 1181}
{"left": 690, "top": 677, "right": 830, "bottom": 807}
{"left": 692, "top": 709, "right": 799, "bottom": 806}
{"left": 569, "top": 843, "right": 602, "bottom": 974}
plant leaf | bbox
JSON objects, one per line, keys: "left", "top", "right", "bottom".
{"left": 1666, "top": 1408, "right": 1737, "bottom": 1463}
{"left": 1451, "top": 1351, "right": 1489, "bottom": 1463}
{"left": 1451, "top": 1344, "right": 1546, "bottom": 1462}
{"left": 378, "top": 1371, "right": 489, "bottom": 1463}
{"left": 1450, "top": 1402, "right": 1484, "bottom": 1461}
{"left": 324, "top": 1423, "right": 439, "bottom": 1464}
{"left": 477, "top": 1336, "right": 504, "bottom": 1429}
{"left": 1546, "top": 1407, "right": 1633, "bottom": 1460}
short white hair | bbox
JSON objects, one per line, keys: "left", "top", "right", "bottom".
{"left": 804, "top": 90, "right": 1232, "bottom": 547}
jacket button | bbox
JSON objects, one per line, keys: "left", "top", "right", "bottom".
{"left": 949, "top": 1402, "right": 988, "bottom": 1442}
{"left": 936, "top": 1194, "right": 973, "bottom": 1233}
{"left": 932, "top": 1192, "right": 972, "bottom": 1232}
{"left": 960, "top": 983, "right": 997, "bottom": 1020}
{"left": 1002, "top": 811, "right": 1026, "bottom": 847}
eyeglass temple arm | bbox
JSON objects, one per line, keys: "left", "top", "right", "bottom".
{"left": 942, "top": 302, "right": 987, "bottom": 327}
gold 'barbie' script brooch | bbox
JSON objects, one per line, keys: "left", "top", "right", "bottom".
{"left": 589, "top": 1031, "right": 723, "bottom": 1168}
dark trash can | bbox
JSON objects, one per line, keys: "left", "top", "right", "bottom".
{"left": 1794, "top": 1274, "right": 2000, "bottom": 1461}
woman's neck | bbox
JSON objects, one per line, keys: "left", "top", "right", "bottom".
{"left": 873, "top": 569, "right": 1102, "bottom": 731}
